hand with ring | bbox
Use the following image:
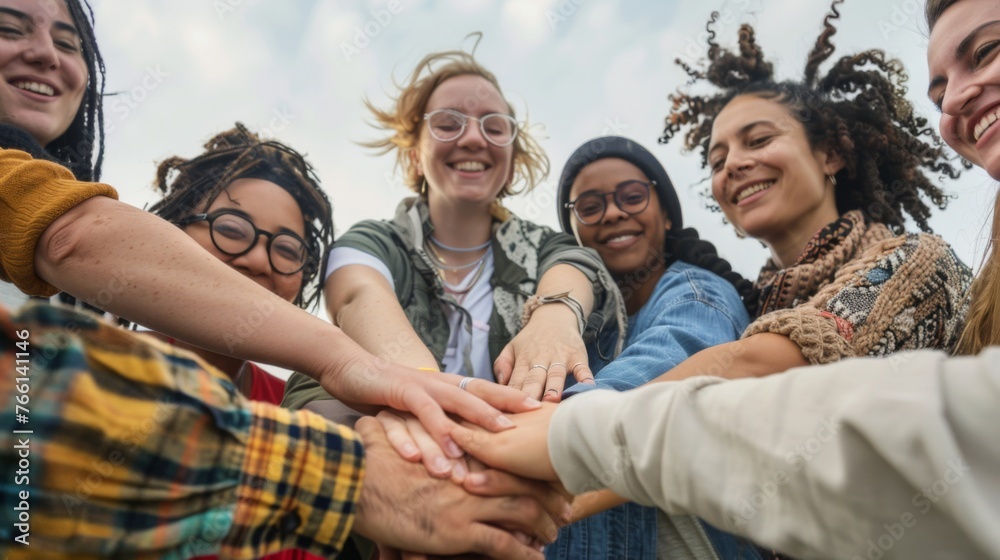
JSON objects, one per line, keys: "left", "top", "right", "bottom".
{"left": 494, "top": 305, "right": 592, "bottom": 402}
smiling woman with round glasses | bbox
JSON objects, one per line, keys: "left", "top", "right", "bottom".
{"left": 146, "top": 123, "right": 334, "bottom": 411}
{"left": 282, "top": 42, "right": 626, "bottom": 479}
{"left": 542, "top": 136, "right": 752, "bottom": 559}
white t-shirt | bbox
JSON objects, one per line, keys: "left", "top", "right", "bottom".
{"left": 326, "top": 246, "right": 496, "bottom": 379}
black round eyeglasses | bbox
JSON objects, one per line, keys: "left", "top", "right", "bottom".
{"left": 176, "top": 210, "right": 309, "bottom": 275}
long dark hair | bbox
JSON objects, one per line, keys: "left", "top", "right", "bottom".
{"left": 45, "top": 0, "right": 105, "bottom": 181}
{"left": 661, "top": 0, "right": 966, "bottom": 235}
{"left": 148, "top": 124, "right": 335, "bottom": 310}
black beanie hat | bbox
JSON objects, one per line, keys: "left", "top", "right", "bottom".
{"left": 557, "top": 136, "right": 682, "bottom": 234}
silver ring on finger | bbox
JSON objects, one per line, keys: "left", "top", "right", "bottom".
{"left": 571, "top": 362, "right": 589, "bottom": 373}
{"left": 530, "top": 364, "right": 548, "bottom": 371}
{"left": 459, "top": 376, "right": 477, "bottom": 391}
{"left": 548, "top": 362, "right": 567, "bottom": 371}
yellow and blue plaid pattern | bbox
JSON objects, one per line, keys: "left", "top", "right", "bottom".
{"left": 0, "top": 302, "right": 364, "bottom": 559}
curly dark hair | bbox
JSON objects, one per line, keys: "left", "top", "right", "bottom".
{"left": 659, "top": 0, "right": 968, "bottom": 234}
{"left": 147, "top": 123, "right": 334, "bottom": 310}
{"left": 45, "top": 0, "right": 105, "bottom": 181}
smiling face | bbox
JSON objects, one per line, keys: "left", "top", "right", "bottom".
{"left": 183, "top": 178, "right": 306, "bottom": 304}
{"left": 0, "top": 0, "right": 87, "bottom": 146}
{"left": 928, "top": 0, "right": 1000, "bottom": 180}
{"left": 708, "top": 94, "right": 842, "bottom": 248}
{"left": 413, "top": 74, "right": 515, "bottom": 210}
{"left": 569, "top": 158, "right": 671, "bottom": 279}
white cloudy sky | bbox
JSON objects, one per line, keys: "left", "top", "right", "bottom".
{"left": 91, "top": 0, "right": 998, "bottom": 280}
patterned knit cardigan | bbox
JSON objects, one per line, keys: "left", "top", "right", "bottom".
{"left": 744, "top": 210, "right": 972, "bottom": 363}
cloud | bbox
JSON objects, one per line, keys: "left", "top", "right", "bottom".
{"left": 91, "top": 0, "right": 985, "bottom": 279}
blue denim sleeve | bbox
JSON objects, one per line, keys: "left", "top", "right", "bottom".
{"left": 565, "top": 265, "right": 749, "bottom": 396}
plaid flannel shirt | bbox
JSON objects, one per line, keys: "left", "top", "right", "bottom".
{"left": 0, "top": 302, "right": 364, "bottom": 559}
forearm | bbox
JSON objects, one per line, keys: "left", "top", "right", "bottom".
{"left": 570, "top": 489, "right": 628, "bottom": 522}
{"left": 550, "top": 350, "right": 1000, "bottom": 558}
{"left": 528, "top": 263, "right": 595, "bottom": 334}
{"left": 327, "top": 271, "right": 438, "bottom": 370}
{"left": 652, "top": 333, "right": 807, "bottom": 383}
{"left": 535, "top": 263, "right": 595, "bottom": 315}
{"left": 36, "top": 196, "right": 367, "bottom": 380}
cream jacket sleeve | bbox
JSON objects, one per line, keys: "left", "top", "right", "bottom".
{"left": 549, "top": 349, "right": 1000, "bottom": 559}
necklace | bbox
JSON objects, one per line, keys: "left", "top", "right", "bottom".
{"left": 424, "top": 239, "right": 491, "bottom": 304}
{"left": 429, "top": 235, "right": 491, "bottom": 253}
{"left": 424, "top": 239, "right": 488, "bottom": 271}
{"left": 442, "top": 256, "right": 488, "bottom": 298}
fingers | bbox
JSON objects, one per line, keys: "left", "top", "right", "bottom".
{"left": 493, "top": 344, "right": 515, "bottom": 385}
{"left": 515, "top": 362, "right": 548, "bottom": 400}
{"left": 434, "top": 372, "right": 541, "bottom": 413}
{"left": 466, "top": 520, "right": 545, "bottom": 560}
{"left": 377, "top": 410, "right": 422, "bottom": 462}
{"left": 571, "top": 361, "right": 595, "bottom": 385}
{"left": 463, "top": 467, "right": 572, "bottom": 526}
{"left": 476, "top": 495, "right": 559, "bottom": 547}
{"left": 541, "top": 362, "right": 568, "bottom": 403}
{"left": 401, "top": 413, "right": 464, "bottom": 479}
{"left": 421, "top": 377, "right": 516, "bottom": 433}
{"left": 392, "top": 378, "right": 501, "bottom": 459}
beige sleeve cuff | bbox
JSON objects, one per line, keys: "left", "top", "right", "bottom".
{"left": 743, "top": 306, "right": 855, "bottom": 364}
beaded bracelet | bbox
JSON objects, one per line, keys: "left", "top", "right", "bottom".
{"left": 520, "top": 291, "right": 586, "bottom": 335}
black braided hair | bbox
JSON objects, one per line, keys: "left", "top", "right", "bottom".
{"left": 45, "top": 0, "right": 105, "bottom": 181}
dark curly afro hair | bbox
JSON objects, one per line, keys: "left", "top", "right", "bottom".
{"left": 659, "top": 0, "right": 969, "bottom": 235}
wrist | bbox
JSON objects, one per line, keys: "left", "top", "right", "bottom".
{"left": 521, "top": 291, "right": 586, "bottom": 335}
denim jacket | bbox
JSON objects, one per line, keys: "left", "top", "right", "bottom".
{"left": 550, "top": 260, "right": 750, "bottom": 560}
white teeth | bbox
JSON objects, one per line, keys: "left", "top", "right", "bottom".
{"left": 13, "top": 81, "right": 55, "bottom": 96}
{"left": 453, "top": 161, "right": 486, "bottom": 172}
{"left": 974, "top": 108, "right": 1000, "bottom": 141}
{"left": 607, "top": 234, "right": 637, "bottom": 243}
{"left": 734, "top": 180, "right": 775, "bottom": 203}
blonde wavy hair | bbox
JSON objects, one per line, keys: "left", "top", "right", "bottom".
{"left": 361, "top": 37, "right": 549, "bottom": 202}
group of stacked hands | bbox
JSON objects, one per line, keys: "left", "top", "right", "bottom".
{"left": 3, "top": 0, "right": 1000, "bottom": 559}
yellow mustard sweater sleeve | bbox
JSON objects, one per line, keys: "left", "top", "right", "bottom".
{"left": 0, "top": 149, "right": 118, "bottom": 296}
